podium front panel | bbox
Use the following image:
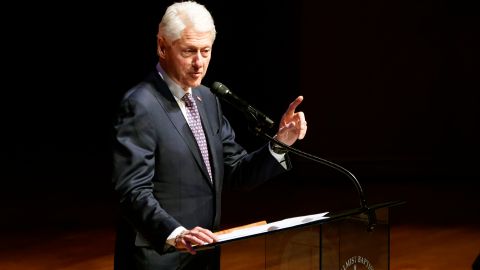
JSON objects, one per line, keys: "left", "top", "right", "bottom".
{"left": 220, "top": 236, "right": 266, "bottom": 270}
{"left": 219, "top": 206, "right": 392, "bottom": 270}
{"left": 322, "top": 207, "right": 390, "bottom": 270}
{"left": 265, "top": 226, "right": 320, "bottom": 269}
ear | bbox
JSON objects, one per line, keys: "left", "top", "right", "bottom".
{"left": 157, "top": 37, "right": 167, "bottom": 58}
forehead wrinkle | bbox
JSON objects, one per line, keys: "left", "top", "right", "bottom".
{"left": 176, "top": 30, "right": 213, "bottom": 48}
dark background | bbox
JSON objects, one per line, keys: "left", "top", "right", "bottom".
{"left": 4, "top": 0, "right": 479, "bottom": 233}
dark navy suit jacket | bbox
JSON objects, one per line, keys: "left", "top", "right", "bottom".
{"left": 112, "top": 71, "right": 289, "bottom": 269}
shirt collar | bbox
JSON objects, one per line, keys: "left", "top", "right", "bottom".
{"left": 156, "top": 62, "right": 191, "bottom": 100}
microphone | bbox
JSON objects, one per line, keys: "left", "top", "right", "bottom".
{"left": 211, "top": 81, "right": 275, "bottom": 131}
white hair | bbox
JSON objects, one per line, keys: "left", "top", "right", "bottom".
{"left": 158, "top": 1, "right": 216, "bottom": 42}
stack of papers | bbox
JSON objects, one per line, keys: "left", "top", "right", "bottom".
{"left": 216, "top": 212, "right": 329, "bottom": 242}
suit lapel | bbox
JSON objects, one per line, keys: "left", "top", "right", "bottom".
{"left": 149, "top": 75, "right": 213, "bottom": 185}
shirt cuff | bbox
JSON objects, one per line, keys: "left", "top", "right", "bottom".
{"left": 269, "top": 143, "right": 287, "bottom": 169}
{"left": 166, "top": 226, "right": 187, "bottom": 247}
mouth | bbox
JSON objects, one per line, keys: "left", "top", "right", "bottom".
{"left": 191, "top": 72, "right": 203, "bottom": 79}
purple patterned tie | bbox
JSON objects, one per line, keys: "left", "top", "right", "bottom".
{"left": 182, "top": 93, "right": 213, "bottom": 182}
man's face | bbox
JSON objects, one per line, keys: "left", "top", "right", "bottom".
{"left": 159, "top": 28, "right": 213, "bottom": 90}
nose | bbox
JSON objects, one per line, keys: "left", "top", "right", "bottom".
{"left": 192, "top": 51, "right": 204, "bottom": 68}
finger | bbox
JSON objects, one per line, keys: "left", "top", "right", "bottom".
{"left": 292, "top": 112, "right": 306, "bottom": 128}
{"left": 296, "top": 111, "right": 307, "bottom": 140}
{"left": 195, "top": 227, "right": 217, "bottom": 239}
{"left": 184, "top": 241, "right": 196, "bottom": 255}
{"left": 298, "top": 123, "right": 307, "bottom": 140}
{"left": 296, "top": 111, "right": 306, "bottom": 125}
{"left": 203, "top": 229, "right": 218, "bottom": 242}
{"left": 176, "top": 232, "right": 197, "bottom": 254}
{"left": 286, "top": 96, "right": 304, "bottom": 117}
{"left": 194, "top": 231, "right": 215, "bottom": 244}
{"left": 180, "top": 234, "right": 207, "bottom": 255}
{"left": 190, "top": 227, "right": 217, "bottom": 244}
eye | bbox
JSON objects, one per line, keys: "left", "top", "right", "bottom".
{"left": 182, "top": 49, "right": 196, "bottom": 57}
{"left": 201, "top": 48, "right": 211, "bottom": 57}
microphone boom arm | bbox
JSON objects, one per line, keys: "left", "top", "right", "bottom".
{"left": 258, "top": 130, "right": 377, "bottom": 231}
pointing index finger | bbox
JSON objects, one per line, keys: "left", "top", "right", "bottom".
{"left": 286, "top": 96, "right": 304, "bottom": 116}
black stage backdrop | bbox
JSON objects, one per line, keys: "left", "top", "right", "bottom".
{"left": 4, "top": 1, "right": 479, "bottom": 230}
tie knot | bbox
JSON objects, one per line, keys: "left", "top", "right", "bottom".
{"left": 182, "top": 93, "right": 194, "bottom": 107}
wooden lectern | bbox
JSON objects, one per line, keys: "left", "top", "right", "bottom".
{"left": 197, "top": 200, "right": 403, "bottom": 270}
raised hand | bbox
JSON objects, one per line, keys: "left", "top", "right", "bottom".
{"left": 275, "top": 96, "right": 307, "bottom": 146}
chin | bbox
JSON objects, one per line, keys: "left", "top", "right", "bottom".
{"left": 189, "top": 79, "right": 203, "bottom": 88}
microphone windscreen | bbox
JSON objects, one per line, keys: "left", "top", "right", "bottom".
{"left": 211, "top": 81, "right": 229, "bottom": 96}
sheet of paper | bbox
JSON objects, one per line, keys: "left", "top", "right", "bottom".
{"left": 216, "top": 212, "right": 329, "bottom": 242}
